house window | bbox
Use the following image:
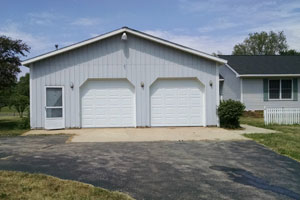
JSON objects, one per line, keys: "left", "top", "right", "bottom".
{"left": 269, "top": 80, "right": 280, "bottom": 99}
{"left": 281, "top": 80, "right": 292, "bottom": 99}
{"left": 269, "top": 79, "right": 292, "bottom": 100}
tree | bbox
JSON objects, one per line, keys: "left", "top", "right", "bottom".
{"left": 15, "top": 73, "right": 29, "bottom": 97}
{"left": 0, "top": 89, "right": 12, "bottom": 109}
{"left": 212, "top": 51, "right": 223, "bottom": 56}
{"left": 0, "top": 35, "right": 30, "bottom": 89}
{"left": 9, "top": 73, "right": 30, "bottom": 117}
{"left": 0, "top": 35, "right": 30, "bottom": 109}
{"left": 9, "top": 93, "right": 29, "bottom": 117}
{"left": 232, "top": 31, "right": 288, "bottom": 55}
{"left": 280, "top": 49, "right": 300, "bottom": 55}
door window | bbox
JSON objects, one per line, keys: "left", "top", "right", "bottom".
{"left": 46, "top": 87, "right": 63, "bottom": 118}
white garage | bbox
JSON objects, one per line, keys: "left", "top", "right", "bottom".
{"left": 80, "top": 79, "right": 136, "bottom": 127}
{"left": 23, "top": 27, "right": 227, "bottom": 129}
{"left": 150, "top": 79, "right": 205, "bottom": 126}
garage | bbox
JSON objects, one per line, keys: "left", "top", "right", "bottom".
{"left": 150, "top": 79, "right": 205, "bottom": 126}
{"left": 24, "top": 27, "right": 227, "bottom": 129}
{"left": 81, "top": 79, "right": 136, "bottom": 127}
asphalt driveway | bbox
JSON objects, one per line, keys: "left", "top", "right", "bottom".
{"left": 0, "top": 135, "right": 299, "bottom": 200}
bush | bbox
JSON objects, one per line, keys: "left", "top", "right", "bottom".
{"left": 218, "top": 99, "right": 245, "bottom": 129}
{"left": 18, "top": 117, "right": 30, "bottom": 129}
{"left": 18, "top": 109, "right": 30, "bottom": 129}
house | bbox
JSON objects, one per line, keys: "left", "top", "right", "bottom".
{"left": 21, "top": 27, "right": 227, "bottom": 129}
{"left": 219, "top": 55, "right": 300, "bottom": 110}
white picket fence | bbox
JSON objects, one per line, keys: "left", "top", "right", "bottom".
{"left": 264, "top": 107, "right": 300, "bottom": 125}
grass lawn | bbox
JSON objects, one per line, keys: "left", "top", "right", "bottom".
{"left": 0, "top": 170, "right": 134, "bottom": 200}
{"left": 0, "top": 116, "right": 29, "bottom": 137}
{"left": 241, "top": 116, "right": 300, "bottom": 161}
{"left": 0, "top": 106, "right": 17, "bottom": 113}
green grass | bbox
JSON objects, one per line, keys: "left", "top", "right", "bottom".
{"left": 241, "top": 116, "right": 300, "bottom": 161}
{"left": 0, "top": 170, "right": 134, "bottom": 200}
{"left": 0, "top": 116, "right": 28, "bottom": 137}
{"left": 0, "top": 106, "right": 17, "bottom": 113}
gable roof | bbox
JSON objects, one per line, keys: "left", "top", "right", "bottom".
{"left": 22, "top": 27, "right": 227, "bottom": 66}
{"left": 219, "top": 55, "right": 300, "bottom": 77}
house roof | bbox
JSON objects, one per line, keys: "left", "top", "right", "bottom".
{"left": 22, "top": 27, "right": 227, "bottom": 66}
{"left": 219, "top": 55, "right": 300, "bottom": 77}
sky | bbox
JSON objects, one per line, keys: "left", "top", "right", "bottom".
{"left": 1, "top": 0, "right": 300, "bottom": 76}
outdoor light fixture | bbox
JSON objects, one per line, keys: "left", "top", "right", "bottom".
{"left": 70, "top": 82, "right": 74, "bottom": 89}
{"left": 141, "top": 81, "right": 144, "bottom": 88}
{"left": 209, "top": 80, "right": 213, "bottom": 87}
{"left": 121, "top": 32, "right": 127, "bottom": 41}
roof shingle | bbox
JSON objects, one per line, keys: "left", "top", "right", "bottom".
{"left": 219, "top": 55, "right": 300, "bottom": 75}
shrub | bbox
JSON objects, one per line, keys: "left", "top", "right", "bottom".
{"left": 218, "top": 99, "right": 245, "bottom": 129}
{"left": 18, "top": 109, "right": 30, "bottom": 129}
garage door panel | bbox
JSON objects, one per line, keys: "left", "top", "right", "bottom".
{"left": 121, "top": 99, "right": 132, "bottom": 105}
{"left": 81, "top": 79, "right": 135, "bottom": 127}
{"left": 151, "top": 99, "right": 162, "bottom": 105}
{"left": 191, "top": 108, "right": 202, "bottom": 114}
{"left": 151, "top": 79, "right": 204, "bottom": 126}
{"left": 95, "top": 119, "right": 106, "bottom": 125}
{"left": 82, "top": 119, "right": 93, "bottom": 126}
{"left": 177, "top": 107, "right": 188, "bottom": 114}
{"left": 152, "top": 108, "right": 163, "bottom": 115}
{"left": 94, "top": 109, "right": 105, "bottom": 115}
{"left": 191, "top": 98, "right": 201, "bottom": 105}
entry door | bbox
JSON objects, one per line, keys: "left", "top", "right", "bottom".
{"left": 45, "top": 87, "right": 65, "bottom": 129}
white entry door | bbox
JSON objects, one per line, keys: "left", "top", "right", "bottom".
{"left": 150, "top": 79, "right": 205, "bottom": 126}
{"left": 81, "top": 79, "right": 136, "bottom": 127}
{"left": 45, "top": 86, "right": 65, "bottom": 129}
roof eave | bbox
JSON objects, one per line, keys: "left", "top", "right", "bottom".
{"left": 239, "top": 74, "right": 300, "bottom": 77}
{"left": 124, "top": 28, "right": 227, "bottom": 64}
{"left": 21, "top": 28, "right": 125, "bottom": 66}
{"left": 21, "top": 27, "right": 227, "bottom": 66}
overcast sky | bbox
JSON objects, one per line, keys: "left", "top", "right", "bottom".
{"left": 1, "top": 0, "right": 300, "bottom": 76}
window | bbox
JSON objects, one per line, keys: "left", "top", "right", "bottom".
{"left": 269, "top": 80, "right": 280, "bottom": 99}
{"left": 269, "top": 79, "right": 292, "bottom": 100}
{"left": 281, "top": 80, "right": 292, "bottom": 99}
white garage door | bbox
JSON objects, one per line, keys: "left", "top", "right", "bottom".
{"left": 151, "top": 79, "right": 204, "bottom": 126}
{"left": 81, "top": 79, "right": 135, "bottom": 127}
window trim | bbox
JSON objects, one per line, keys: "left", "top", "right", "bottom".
{"left": 268, "top": 79, "right": 293, "bottom": 100}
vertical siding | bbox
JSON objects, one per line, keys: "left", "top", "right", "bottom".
{"left": 242, "top": 78, "right": 300, "bottom": 110}
{"left": 30, "top": 33, "right": 218, "bottom": 128}
{"left": 219, "top": 65, "right": 241, "bottom": 101}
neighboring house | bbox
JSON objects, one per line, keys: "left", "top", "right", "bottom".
{"left": 219, "top": 55, "right": 300, "bottom": 110}
{"left": 21, "top": 27, "right": 227, "bottom": 129}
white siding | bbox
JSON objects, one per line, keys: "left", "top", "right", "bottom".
{"left": 242, "top": 78, "right": 300, "bottom": 110}
{"left": 30, "top": 33, "right": 218, "bottom": 128}
{"left": 219, "top": 65, "right": 241, "bottom": 101}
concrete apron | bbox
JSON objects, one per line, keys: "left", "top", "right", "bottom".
{"left": 23, "top": 125, "right": 276, "bottom": 143}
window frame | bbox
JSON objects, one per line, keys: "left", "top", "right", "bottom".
{"left": 268, "top": 79, "right": 293, "bottom": 100}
